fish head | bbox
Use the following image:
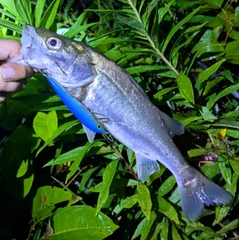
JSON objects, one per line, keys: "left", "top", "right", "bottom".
{"left": 20, "top": 25, "right": 96, "bottom": 88}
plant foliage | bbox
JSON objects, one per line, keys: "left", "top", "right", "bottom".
{"left": 0, "top": 0, "right": 239, "bottom": 239}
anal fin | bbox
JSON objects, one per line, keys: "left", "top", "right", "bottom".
{"left": 135, "top": 153, "right": 160, "bottom": 182}
{"left": 83, "top": 124, "right": 96, "bottom": 143}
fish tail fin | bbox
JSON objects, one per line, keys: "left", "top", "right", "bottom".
{"left": 178, "top": 168, "right": 232, "bottom": 221}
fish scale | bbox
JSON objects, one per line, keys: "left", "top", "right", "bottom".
{"left": 9, "top": 24, "right": 232, "bottom": 221}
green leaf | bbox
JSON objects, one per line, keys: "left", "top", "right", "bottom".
{"left": 176, "top": 71, "right": 195, "bottom": 104}
{"left": 96, "top": 160, "right": 119, "bottom": 214}
{"left": 40, "top": 0, "right": 60, "bottom": 28}
{"left": 201, "top": 163, "right": 219, "bottom": 179}
{"left": 66, "top": 141, "right": 105, "bottom": 181}
{"left": 172, "top": 224, "right": 182, "bottom": 240}
{"left": 0, "top": 0, "right": 20, "bottom": 18}
{"left": 206, "top": 83, "right": 239, "bottom": 110}
{"left": 79, "top": 167, "right": 100, "bottom": 192}
{"left": 217, "top": 219, "right": 239, "bottom": 234}
{"left": 113, "top": 195, "right": 138, "bottom": 215}
{"left": 136, "top": 181, "right": 152, "bottom": 220}
{"left": 0, "top": 18, "right": 22, "bottom": 33}
{"left": 49, "top": 206, "right": 118, "bottom": 239}
{"left": 34, "top": 0, "right": 46, "bottom": 27}
{"left": 187, "top": 148, "right": 208, "bottom": 158}
{"left": 44, "top": 146, "right": 85, "bottom": 167}
{"left": 200, "top": 106, "right": 217, "bottom": 121}
{"left": 195, "top": 59, "right": 226, "bottom": 91}
{"left": 218, "top": 156, "right": 231, "bottom": 185}
{"left": 230, "top": 160, "right": 239, "bottom": 175}
{"left": 132, "top": 212, "right": 157, "bottom": 240}
{"left": 160, "top": 218, "right": 169, "bottom": 240}
{"left": 126, "top": 65, "right": 172, "bottom": 75}
{"left": 161, "top": 7, "right": 200, "bottom": 53}
{"left": 158, "top": 175, "right": 176, "bottom": 197}
{"left": 158, "top": 196, "right": 179, "bottom": 224}
{"left": 226, "top": 41, "right": 239, "bottom": 64}
{"left": 33, "top": 111, "right": 58, "bottom": 142}
{"left": 36, "top": 120, "right": 79, "bottom": 156}
{"left": 15, "top": 0, "right": 32, "bottom": 25}
{"left": 32, "top": 186, "right": 80, "bottom": 223}
{"left": 64, "top": 12, "right": 96, "bottom": 38}
{"left": 213, "top": 119, "right": 239, "bottom": 130}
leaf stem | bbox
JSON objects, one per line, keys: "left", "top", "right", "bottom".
{"left": 126, "top": 0, "right": 179, "bottom": 76}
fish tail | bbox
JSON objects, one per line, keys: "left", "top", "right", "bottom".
{"left": 177, "top": 168, "right": 232, "bottom": 221}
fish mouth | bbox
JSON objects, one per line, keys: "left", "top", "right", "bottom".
{"left": 20, "top": 25, "right": 37, "bottom": 65}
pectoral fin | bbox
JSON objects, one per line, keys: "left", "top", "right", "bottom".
{"left": 158, "top": 110, "right": 184, "bottom": 135}
{"left": 82, "top": 124, "right": 96, "bottom": 143}
{"left": 135, "top": 153, "right": 160, "bottom": 182}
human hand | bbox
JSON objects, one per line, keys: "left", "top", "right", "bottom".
{"left": 0, "top": 39, "right": 34, "bottom": 101}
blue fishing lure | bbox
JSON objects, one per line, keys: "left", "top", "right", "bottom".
{"left": 47, "top": 77, "right": 106, "bottom": 135}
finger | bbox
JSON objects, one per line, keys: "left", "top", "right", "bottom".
{"left": 0, "top": 79, "right": 22, "bottom": 92}
{"left": 0, "top": 96, "right": 6, "bottom": 102}
{"left": 0, "top": 39, "right": 21, "bottom": 60}
{"left": 0, "top": 63, "right": 34, "bottom": 82}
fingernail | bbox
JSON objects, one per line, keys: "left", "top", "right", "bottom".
{"left": 2, "top": 67, "right": 14, "bottom": 80}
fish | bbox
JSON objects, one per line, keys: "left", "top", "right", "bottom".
{"left": 11, "top": 24, "right": 232, "bottom": 221}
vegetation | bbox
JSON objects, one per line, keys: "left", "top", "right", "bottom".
{"left": 0, "top": 0, "right": 239, "bottom": 239}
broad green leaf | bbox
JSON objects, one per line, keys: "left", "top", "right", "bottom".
{"left": 187, "top": 148, "right": 208, "bottom": 158}
{"left": 218, "top": 156, "right": 231, "bottom": 185}
{"left": 16, "top": 159, "right": 28, "bottom": 178}
{"left": 201, "top": 163, "right": 219, "bottom": 179}
{"left": 158, "top": 196, "right": 179, "bottom": 224}
{"left": 200, "top": 106, "right": 217, "bottom": 121}
{"left": 96, "top": 160, "right": 119, "bottom": 214}
{"left": 32, "top": 186, "right": 80, "bottom": 223}
{"left": 23, "top": 171, "right": 34, "bottom": 198}
{"left": 158, "top": 175, "right": 176, "bottom": 197}
{"left": 230, "top": 160, "right": 239, "bottom": 176}
{"left": 176, "top": 71, "right": 195, "bottom": 104}
{"left": 113, "top": 195, "right": 138, "bottom": 215}
{"left": 49, "top": 206, "right": 118, "bottom": 239}
{"left": 136, "top": 181, "right": 152, "bottom": 220}
{"left": 36, "top": 120, "right": 79, "bottom": 156}
{"left": 33, "top": 111, "right": 58, "bottom": 142}
{"left": 132, "top": 212, "right": 157, "bottom": 240}
{"left": 195, "top": 59, "right": 226, "bottom": 91}
{"left": 34, "top": 0, "right": 46, "bottom": 27}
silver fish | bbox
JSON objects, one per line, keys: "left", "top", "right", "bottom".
{"left": 13, "top": 25, "right": 232, "bottom": 220}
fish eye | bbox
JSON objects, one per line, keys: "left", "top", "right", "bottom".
{"left": 47, "top": 37, "right": 61, "bottom": 50}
